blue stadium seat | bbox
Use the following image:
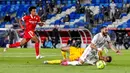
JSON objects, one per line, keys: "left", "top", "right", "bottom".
{"left": 127, "top": 23, "right": 130, "bottom": 28}
{"left": 118, "top": 0, "right": 123, "bottom": 3}
{"left": 92, "top": 0, "right": 97, "bottom": 3}
{"left": 57, "top": 1, "right": 61, "bottom": 4}
{"left": 0, "top": 22, "right": 6, "bottom": 28}
{"left": 80, "top": 14, "right": 84, "bottom": 17}
{"left": 64, "top": 25, "right": 70, "bottom": 28}
{"left": 105, "top": 0, "right": 110, "bottom": 3}
{"left": 116, "top": 3, "right": 123, "bottom": 8}
{"left": 114, "top": 0, "right": 119, "bottom": 3}
{"left": 0, "top": 24, "right": 5, "bottom": 28}
{"left": 123, "top": 23, "right": 128, "bottom": 28}
{"left": 62, "top": 7, "right": 67, "bottom": 11}
{"left": 7, "top": 1, "right": 10, "bottom": 4}
{"left": 74, "top": 15, "right": 79, "bottom": 19}
{"left": 70, "top": 19, "right": 75, "bottom": 22}
{"left": 124, "top": 0, "right": 128, "bottom": 3}
{"left": 127, "top": 19, "right": 130, "bottom": 23}
{"left": 118, "top": 22, "right": 128, "bottom": 28}
{"left": 79, "top": 20, "right": 84, "bottom": 23}
{"left": 1, "top": 1, "right": 6, "bottom": 5}
{"left": 96, "top": 0, "right": 100, "bottom": 4}
{"left": 50, "top": 22, "right": 55, "bottom": 25}
{"left": 74, "top": 22, "right": 85, "bottom": 27}
{"left": 120, "top": 13, "right": 127, "bottom": 18}
{"left": 17, "top": 1, "right": 20, "bottom": 4}
{"left": 68, "top": 0, "right": 71, "bottom": 4}
{"left": 31, "top": 1, "right": 35, "bottom": 4}
{"left": 100, "top": 0, "right": 105, "bottom": 3}
{"left": 94, "top": 14, "right": 99, "bottom": 20}
{"left": 98, "top": 13, "right": 104, "bottom": 19}
{"left": 55, "top": 20, "right": 61, "bottom": 25}
{"left": 60, "top": 22, "right": 65, "bottom": 25}
{"left": 70, "top": 13, "right": 75, "bottom": 19}
{"left": 92, "top": 28, "right": 98, "bottom": 34}
{"left": 0, "top": 5, "right": 2, "bottom": 12}
{"left": 72, "top": 0, "right": 76, "bottom": 4}
{"left": 69, "top": 25, "right": 75, "bottom": 28}
{"left": 104, "top": 3, "right": 109, "bottom": 7}
{"left": 47, "top": 14, "right": 52, "bottom": 19}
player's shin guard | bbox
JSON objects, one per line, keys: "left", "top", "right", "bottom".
{"left": 9, "top": 42, "right": 21, "bottom": 48}
{"left": 61, "top": 51, "right": 67, "bottom": 59}
{"left": 35, "top": 43, "right": 39, "bottom": 56}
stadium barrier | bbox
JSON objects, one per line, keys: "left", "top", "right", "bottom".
{"left": 36, "top": 28, "right": 92, "bottom": 48}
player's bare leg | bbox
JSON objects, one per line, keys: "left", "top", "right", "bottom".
{"left": 4, "top": 38, "right": 28, "bottom": 52}
{"left": 31, "top": 35, "right": 43, "bottom": 59}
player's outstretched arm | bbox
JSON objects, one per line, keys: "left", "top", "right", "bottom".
{"left": 108, "top": 42, "right": 121, "bottom": 54}
{"left": 19, "top": 19, "right": 24, "bottom": 30}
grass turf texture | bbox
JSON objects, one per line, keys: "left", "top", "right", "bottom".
{"left": 0, "top": 48, "right": 130, "bottom": 73}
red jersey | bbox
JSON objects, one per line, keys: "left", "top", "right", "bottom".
{"left": 22, "top": 14, "right": 40, "bottom": 32}
{"left": 21, "top": 14, "right": 40, "bottom": 39}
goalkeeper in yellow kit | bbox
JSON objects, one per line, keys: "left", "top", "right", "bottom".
{"left": 43, "top": 39, "right": 84, "bottom": 64}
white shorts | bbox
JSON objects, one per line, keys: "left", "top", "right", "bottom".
{"left": 80, "top": 45, "right": 98, "bottom": 62}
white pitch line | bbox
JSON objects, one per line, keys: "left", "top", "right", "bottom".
{"left": 0, "top": 53, "right": 59, "bottom": 55}
{"left": 0, "top": 53, "right": 61, "bottom": 58}
{"left": 0, "top": 54, "right": 61, "bottom": 57}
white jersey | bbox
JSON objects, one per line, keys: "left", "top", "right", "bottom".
{"left": 80, "top": 33, "right": 111, "bottom": 65}
{"left": 91, "top": 33, "right": 111, "bottom": 50}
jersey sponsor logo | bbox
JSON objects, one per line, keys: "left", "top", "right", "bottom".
{"left": 29, "top": 20, "right": 37, "bottom": 24}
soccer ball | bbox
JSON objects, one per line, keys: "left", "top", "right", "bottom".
{"left": 96, "top": 60, "right": 106, "bottom": 69}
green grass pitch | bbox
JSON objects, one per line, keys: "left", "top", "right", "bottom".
{"left": 0, "top": 48, "right": 130, "bottom": 73}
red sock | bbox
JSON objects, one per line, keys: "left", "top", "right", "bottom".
{"left": 35, "top": 43, "right": 39, "bottom": 56}
{"left": 9, "top": 42, "right": 21, "bottom": 48}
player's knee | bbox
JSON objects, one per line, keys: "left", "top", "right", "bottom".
{"left": 20, "top": 41, "right": 27, "bottom": 46}
{"left": 61, "top": 47, "right": 65, "bottom": 51}
{"left": 61, "top": 46, "right": 69, "bottom": 51}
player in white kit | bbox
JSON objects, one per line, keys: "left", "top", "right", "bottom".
{"left": 61, "top": 26, "right": 120, "bottom": 66}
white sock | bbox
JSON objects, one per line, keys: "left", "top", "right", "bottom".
{"left": 67, "top": 61, "right": 81, "bottom": 66}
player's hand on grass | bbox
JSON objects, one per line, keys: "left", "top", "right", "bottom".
{"left": 116, "top": 50, "right": 121, "bottom": 55}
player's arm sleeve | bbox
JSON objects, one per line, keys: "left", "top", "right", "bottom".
{"left": 107, "top": 36, "right": 111, "bottom": 43}
{"left": 90, "top": 34, "right": 99, "bottom": 50}
{"left": 91, "top": 34, "right": 98, "bottom": 45}
{"left": 21, "top": 16, "right": 27, "bottom": 21}
{"left": 20, "top": 16, "right": 27, "bottom": 29}
{"left": 37, "top": 16, "right": 41, "bottom": 22}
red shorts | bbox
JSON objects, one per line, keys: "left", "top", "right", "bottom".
{"left": 23, "top": 30, "right": 35, "bottom": 39}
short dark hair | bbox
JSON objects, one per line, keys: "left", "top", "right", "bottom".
{"left": 29, "top": 6, "right": 36, "bottom": 13}
{"left": 100, "top": 26, "right": 107, "bottom": 30}
{"left": 106, "top": 56, "right": 112, "bottom": 63}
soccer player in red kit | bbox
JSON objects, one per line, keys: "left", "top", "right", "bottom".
{"left": 4, "top": 6, "right": 44, "bottom": 59}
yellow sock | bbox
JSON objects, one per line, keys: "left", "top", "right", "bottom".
{"left": 61, "top": 51, "right": 67, "bottom": 59}
{"left": 46, "top": 60, "right": 61, "bottom": 64}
